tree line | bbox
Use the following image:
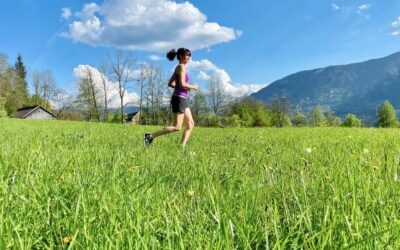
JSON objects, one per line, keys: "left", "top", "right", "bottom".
{"left": 201, "top": 96, "right": 399, "bottom": 128}
{"left": 0, "top": 53, "right": 60, "bottom": 116}
{"left": 0, "top": 51, "right": 398, "bottom": 128}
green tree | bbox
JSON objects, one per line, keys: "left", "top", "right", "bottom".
{"left": 56, "top": 106, "right": 84, "bottom": 121}
{"left": 0, "top": 54, "right": 11, "bottom": 95}
{"left": 376, "top": 100, "right": 398, "bottom": 128}
{"left": 307, "top": 105, "right": 326, "bottom": 127}
{"left": 106, "top": 111, "right": 114, "bottom": 123}
{"left": 325, "top": 108, "right": 342, "bottom": 127}
{"left": 0, "top": 54, "right": 19, "bottom": 116}
{"left": 13, "top": 54, "right": 30, "bottom": 107}
{"left": 226, "top": 114, "right": 241, "bottom": 127}
{"left": 77, "top": 66, "right": 102, "bottom": 121}
{"left": 190, "top": 90, "right": 209, "bottom": 125}
{"left": 292, "top": 107, "right": 306, "bottom": 127}
{"left": 0, "top": 97, "right": 7, "bottom": 117}
{"left": 269, "top": 96, "right": 291, "bottom": 127}
{"left": 231, "top": 102, "right": 253, "bottom": 126}
{"left": 359, "top": 115, "right": 372, "bottom": 127}
{"left": 342, "top": 113, "right": 361, "bottom": 127}
{"left": 229, "top": 97, "right": 271, "bottom": 127}
{"left": 112, "top": 108, "right": 127, "bottom": 123}
{"left": 29, "top": 95, "right": 51, "bottom": 109}
{"left": 253, "top": 106, "right": 271, "bottom": 127}
{"left": 204, "top": 114, "right": 221, "bottom": 127}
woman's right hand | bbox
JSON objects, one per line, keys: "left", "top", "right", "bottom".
{"left": 168, "top": 80, "right": 176, "bottom": 88}
{"left": 192, "top": 83, "right": 198, "bottom": 90}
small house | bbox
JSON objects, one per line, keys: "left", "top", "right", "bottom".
{"left": 16, "top": 105, "right": 56, "bottom": 120}
{"left": 126, "top": 111, "right": 141, "bottom": 124}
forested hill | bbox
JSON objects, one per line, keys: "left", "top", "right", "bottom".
{"left": 251, "top": 51, "right": 400, "bottom": 120}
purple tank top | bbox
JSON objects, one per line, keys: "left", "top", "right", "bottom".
{"left": 173, "top": 72, "right": 190, "bottom": 97}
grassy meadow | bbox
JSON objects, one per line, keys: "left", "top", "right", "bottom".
{"left": 0, "top": 118, "right": 399, "bottom": 249}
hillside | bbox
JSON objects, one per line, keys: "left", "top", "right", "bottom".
{"left": 251, "top": 51, "right": 400, "bottom": 121}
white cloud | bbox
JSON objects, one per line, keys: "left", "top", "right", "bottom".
{"left": 62, "top": 0, "right": 239, "bottom": 52}
{"left": 74, "top": 64, "right": 139, "bottom": 108}
{"left": 390, "top": 16, "right": 400, "bottom": 36}
{"left": 148, "top": 55, "right": 162, "bottom": 61}
{"left": 331, "top": 4, "right": 340, "bottom": 11}
{"left": 358, "top": 4, "right": 371, "bottom": 11}
{"left": 197, "top": 71, "right": 211, "bottom": 81}
{"left": 51, "top": 91, "right": 74, "bottom": 110}
{"left": 357, "top": 4, "right": 371, "bottom": 19}
{"left": 188, "top": 59, "right": 267, "bottom": 97}
{"left": 76, "top": 3, "right": 101, "bottom": 19}
{"left": 187, "top": 59, "right": 219, "bottom": 72}
{"left": 61, "top": 7, "right": 72, "bottom": 20}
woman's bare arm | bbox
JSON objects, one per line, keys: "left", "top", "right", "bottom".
{"left": 177, "top": 65, "right": 198, "bottom": 90}
{"left": 168, "top": 74, "right": 176, "bottom": 88}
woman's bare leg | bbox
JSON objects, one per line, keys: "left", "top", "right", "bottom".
{"left": 151, "top": 113, "right": 184, "bottom": 139}
{"left": 180, "top": 108, "right": 194, "bottom": 147}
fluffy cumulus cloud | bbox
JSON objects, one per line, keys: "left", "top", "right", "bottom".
{"left": 187, "top": 59, "right": 219, "bottom": 72}
{"left": 61, "top": 7, "right": 72, "bottom": 20}
{"left": 390, "top": 16, "right": 400, "bottom": 36}
{"left": 62, "top": 0, "right": 240, "bottom": 52}
{"left": 187, "top": 59, "right": 267, "bottom": 97}
{"left": 74, "top": 64, "right": 139, "bottom": 108}
{"left": 197, "top": 71, "right": 212, "bottom": 81}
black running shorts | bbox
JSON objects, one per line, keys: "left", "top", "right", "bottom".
{"left": 171, "top": 95, "right": 188, "bottom": 114}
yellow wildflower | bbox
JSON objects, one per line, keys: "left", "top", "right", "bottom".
{"left": 187, "top": 190, "right": 194, "bottom": 197}
{"left": 63, "top": 236, "right": 72, "bottom": 244}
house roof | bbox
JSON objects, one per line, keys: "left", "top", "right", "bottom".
{"left": 127, "top": 111, "right": 139, "bottom": 116}
{"left": 15, "top": 105, "right": 56, "bottom": 118}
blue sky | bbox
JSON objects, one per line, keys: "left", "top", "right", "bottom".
{"left": 1, "top": 0, "right": 399, "bottom": 105}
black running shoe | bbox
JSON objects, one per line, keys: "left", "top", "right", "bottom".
{"left": 144, "top": 133, "right": 153, "bottom": 147}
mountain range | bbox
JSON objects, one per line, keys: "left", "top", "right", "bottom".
{"left": 109, "top": 104, "right": 139, "bottom": 114}
{"left": 251, "top": 51, "right": 400, "bottom": 123}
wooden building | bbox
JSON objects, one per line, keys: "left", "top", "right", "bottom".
{"left": 126, "top": 111, "right": 141, "bottom": 124}
{"left": 15, "top": 105, "right": 56, "bottom": 120}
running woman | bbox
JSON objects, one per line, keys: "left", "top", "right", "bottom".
{"left": 144, "top": 48, "right": 198, "bottom": 147}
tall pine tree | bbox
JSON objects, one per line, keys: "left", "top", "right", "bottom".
{"left": 13, "top": 54, "right": 30, "bottom": 108}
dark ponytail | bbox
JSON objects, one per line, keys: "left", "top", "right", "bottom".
{"left": 166, "top": 48, "right": 191, "bottom": 61}
{"left": 166, "top": 49, "right": 177, "bottom": 61}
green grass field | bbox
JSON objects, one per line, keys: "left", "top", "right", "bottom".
{"left": 0, "top": 119, "right": 399, "bottom": 249}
